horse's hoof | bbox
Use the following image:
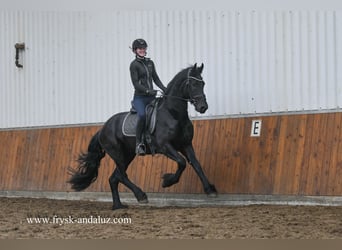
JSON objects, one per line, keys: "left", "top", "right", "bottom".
{"left": 112, "top": 204, "right": 128, "bottom": 210}
{"left": 162, "top": 180, "right": 173, "bottom": 188}
{"left": 207, "top": 192, "right": 218, "bottom": 198}
{"left": 162, "top": 173, "right": 176, "bottom": 188}
{"left": 137, "top": 193, "right": 148, "bottom": 203}
{"left": 138, "top": 198, "right": 149, "bottom": 204}
{"left": 205, "top": 184, "right": 218, "bottom": 197}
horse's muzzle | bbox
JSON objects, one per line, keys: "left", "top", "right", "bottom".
{"left": 193, "top": 98, "right": 208, "bottom": 114}
{"left": 198, "top": 104, "right": 208, "bottom": 114}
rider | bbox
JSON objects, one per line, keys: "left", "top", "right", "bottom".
{"left": 130, "top": 38, "right": 167, "bottom": 155}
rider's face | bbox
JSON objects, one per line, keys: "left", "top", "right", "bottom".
{"left": 135, "top": 47, "right": 147, "bottom": 57}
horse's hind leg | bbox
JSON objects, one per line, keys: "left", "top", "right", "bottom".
{"left": 109, "top": 168, "right": 128, "bottom": 209}
{"left": 106, "top": 148, "right": 148, "bottom": 209}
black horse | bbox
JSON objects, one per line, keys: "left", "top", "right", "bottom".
{"left": 68, "top": 63, "right": 217, "bottom": 209}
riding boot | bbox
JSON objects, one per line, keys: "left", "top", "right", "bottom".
{"left": 135, "top": 118, "right": 146, "bottom": 155}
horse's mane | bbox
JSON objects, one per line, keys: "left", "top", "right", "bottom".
{"left": 165, "top": 66, "right": 192, "bottom": 94}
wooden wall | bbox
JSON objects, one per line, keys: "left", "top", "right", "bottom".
{"left": 1, "top": 112, "right": 341, "bottom": 196}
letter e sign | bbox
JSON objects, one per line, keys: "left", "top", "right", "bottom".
{"left": 251, "top": 120, "right": 262, "bottom": 137}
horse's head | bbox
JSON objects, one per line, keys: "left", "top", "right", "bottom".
{"left": 186, "top": 63, "right": 208, "bottom": 114}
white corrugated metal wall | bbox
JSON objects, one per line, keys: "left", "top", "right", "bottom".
{"left": 1, "top": 10, "right": 342, "bottom": 128}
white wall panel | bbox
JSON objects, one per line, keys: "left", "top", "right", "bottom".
{"left": 1, "top": 10, "right": 342, "bottom": 128}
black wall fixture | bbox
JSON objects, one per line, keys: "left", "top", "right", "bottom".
{"left": 15, "top": 43, "right": 25, "bottom": 68}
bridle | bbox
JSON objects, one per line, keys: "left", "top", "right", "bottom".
{"left": 186, "top": 77, "right": 206, "bottom": 105}
{"left": 162, "top": 69, "right": 206, "bottom": 104}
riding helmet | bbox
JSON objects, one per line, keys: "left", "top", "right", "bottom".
{"left": 132, "top": 39, "right": 148, "bottom": 51}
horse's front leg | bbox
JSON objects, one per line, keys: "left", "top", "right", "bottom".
{"left": 181, "top": 144, "right": 217, "bottom": 197}
{"left": 162, "top": 144, "right": 187, "bottom": 188}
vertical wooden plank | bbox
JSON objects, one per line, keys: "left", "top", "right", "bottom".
{"left": 46, "top": 128, "right": 58, "bottom": 191}
{"left": 229, "top": 118, "right": 242, "bottom": 193}
{"left": 149, "top": 155, "right": 163, "bottom": 192}
{"left": 56, "top": 127, "right": 70, "bottom": 191}
{"left": 22, "top": 130, "right": 33, "bottom": 189}
{"left": 240, "top": 117, "right": 254, "bottom": 193}
{"left": 222, "top": 117, "right": 237, "bottom": 193}
{"left": 4, "top": 131, "right": 14, "bottom": 188}
{"left": 215, "top": 119, "right": 233, "bottom": 193}
{"left": 136, "top": 156, "right": 148, "bottom": 191}
{"left": 291, "top": 115, "right": 307, "bottom": 194}
{"left": 326, "top": 113, "right": 342, "bottom": 195}
{"left": 268, "top": 116, "right": 281, "bottom": 194}
{"left": 319, "top": 113, "right": 337, "bottom": 195}
{"left": 0, "top": 131, "right": 8, "bottom": 189}
{"left": 254, "top": 116, "right": 277, "bottom": 194}
{"left": 307, "top": 114, "right": 328, "bottom": 195}
{"left": 34, "top": 129, "right": 48, "bottom": 190}
{"left": 36, "top": 129, "right": 48, "bottom": 190}
{"left": 299, "top": 114, "right": 315, "bottom": 195}
{"left": 11, "top": 130, "right": 26, "bottom": 190}
{"left": 273, "top": 115, "right": 288, "bottom": 194}
{"left": 316, "top": 114, "right": 331, "bottom": 195}
{"left": 0, "top": 131, "right": 12, "bottom": 189}
{"left": 302, "top": 114, "right": 321, "bottom": 195}
{"left": 280, "top": 115, "right": 297, "bottom": 194}
{"left": 230, "top": 117, "right": 246, "bottom": 193}
{"left": 281, "top": 115, "right": 303, "bottom": 194}
{"left": 67, "top": 127, "right": 81, "bottom": 191}
{"left": 335, "top": 130, "right": 342, "bottom": 194}
{"left": 247, "top": 117, "right": 263, "bottom": 193}
{"left": 144, "top": 156, "right": 155, "bottom": 192}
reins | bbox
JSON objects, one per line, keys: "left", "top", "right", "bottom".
{"left": 162, "top": 94, "right": 190, "bottom": 102}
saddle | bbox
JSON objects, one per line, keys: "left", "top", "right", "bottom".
{"left": 122, "top": 98, "right": 160, "bottom": 153}
{"left": 122, "top": 99, "right": 159, "bottom": 136}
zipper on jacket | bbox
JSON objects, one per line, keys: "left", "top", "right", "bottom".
{"left": 141, "top": 61, "right": 152, "bottom": 89}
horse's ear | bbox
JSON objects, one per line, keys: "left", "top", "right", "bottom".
{"left": 199, "top": 63, "right": 204, "bottom": 74}
{"left": 193, "top": 63, "right": 197, "bottom": 71}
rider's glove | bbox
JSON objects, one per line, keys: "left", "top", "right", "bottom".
{"left": 146, "top": 89, "right": 158, "bottom": 96}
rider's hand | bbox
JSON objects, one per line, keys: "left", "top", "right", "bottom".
{"left": 146, "top": 89, "right": 158, "bottom": 96}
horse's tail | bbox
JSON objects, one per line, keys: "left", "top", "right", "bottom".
{"left": 67, "top": 130, "right": 106, "bottom": 191}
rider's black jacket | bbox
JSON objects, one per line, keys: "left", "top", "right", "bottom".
{"left": 130, "top": 57, "right": 166, "bottom": 96}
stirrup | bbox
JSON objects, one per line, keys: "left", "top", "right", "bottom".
{"left": 136, "top": 143, "right": 146, "bottom": 156}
